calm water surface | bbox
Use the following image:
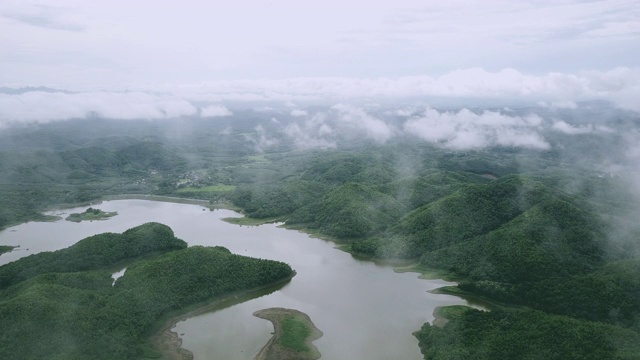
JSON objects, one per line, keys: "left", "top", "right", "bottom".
{"left": 0, "top": 200, "right": 481, "bottom": 360}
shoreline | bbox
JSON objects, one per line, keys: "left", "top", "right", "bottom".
{"left": 429, "top": 286, "right": 510, "bottom": 311}
{"left": 253, "top": 308, "right": 323, "bottom": 360}
{"left": 21, "top": 196, "right": 482, "bottom": 356}
{"left": 147, "top": 273, "right": 296, "bottom": 360}
{"left": 431, "top": 306, "right": 450, "bottom": 328}
{"left": 103, "top": 194, "right": 210, "bottom": 207}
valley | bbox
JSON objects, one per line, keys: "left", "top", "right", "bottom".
{"left": 1, "top": 106, "right": 640, "bottom": 359}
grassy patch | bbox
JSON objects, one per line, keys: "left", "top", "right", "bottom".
{"left": 435, "top": 305, "right": 473, "bottom": 320}
{"left": 279, "top": 315, "right": 311, "bottom": 352}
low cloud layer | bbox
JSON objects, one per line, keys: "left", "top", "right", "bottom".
{"left": 551, "top": 121, "right": 594, "bottom": 135}
{"left": 248, "top": 125, "right": 279, "bottom": 153}
{"left": 1, "top": 67, "right": 640, "bottom": 128}
{"left": 0, "top": 67, "right": 636, "bottom": 154}
{"left": 551, "top": 120, "right": 615, "bottom": 135}
{"left": 332, "top": 104, "right": 395, "bottom": 143}
{"left": 272, "top": 106, "right": 561, "bottom": 151}
{"left": 200, "top": 105, "right": 232, "bottom": 117}
{"left": 0, "top": 91, "right": 198, "bottom": 125}
{"left": 404, "top": 108, "right": 549, "bottom": 150}
{"left": 170, "top": 67, "right": 640, "bottom": 112}
{"left": 0, "top": 91, "right": 235, "bottom": 127}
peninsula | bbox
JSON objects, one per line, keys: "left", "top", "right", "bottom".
{"left": 254, "top": 308, "right": 323, "bottom": 360}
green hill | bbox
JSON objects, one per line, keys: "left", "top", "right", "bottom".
{"left": 0, "top": 225, "right": 294, "bottom": 359}
{"left": 0, "top": 222, "right": 186, "bottom": 289}
{"left": 416, "top": 307, "right": 640, "bottom": 360}
{"left": 288, "top": 182, "right": 405, "bottom": 238}
{"left": 421, "top": 198, "right": 605, "bottom": 282}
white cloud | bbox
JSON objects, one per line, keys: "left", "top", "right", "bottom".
{"left": 163, "top": 67, "right": 640, "bottom": 112}
{"left": 0, "top": 91, "right": 197, "bottom": 125}
{"left": 200, "top": 104, "right": 232, "bottom": 117}
{"left": 248, "top": 125, "right": 279, "bottom": 153}
{"left": 290, "top": 109, "right": 308, "bottom": 117}
{"left": 595, "top": 125, "right": 615, "bottom": 133}
{"left": 280, "top": 105, "right": 551, "bottom": 151}
{"left": 284, "top": 120, "right": 337, "bottom": 150}
{"left": 552, "top": 120, "right": 594, "bottom": 135}
{"left": 2, "top": 67, "right": 639, "bottom": 128}
{"left": 282, "top": 106, "right": 395, "bottom": 149}
{"left": 331, "top": 104, "right": 395, "bottom": 143}
{"left": 1, "top": 67, "right": 639, "bottom": 131}
{"left": 403, "top": 108, "right": 549, "bottom": 150}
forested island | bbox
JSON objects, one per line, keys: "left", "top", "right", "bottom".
{"left": 65, "top": 207, "right": 118, "bottom": 222}
{"left": 1, "top": 106, "right": 640, "bottom": 358}
{"left": 0, "top": 223, "right": 294, "bottom": 359}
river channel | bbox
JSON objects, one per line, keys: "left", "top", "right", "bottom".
{"left": 0, "top": 199, "right": 482, "bottom": 360}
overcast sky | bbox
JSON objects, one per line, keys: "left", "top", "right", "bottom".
{"left": 1, "top": 0, "right": 640, "bottom": 119}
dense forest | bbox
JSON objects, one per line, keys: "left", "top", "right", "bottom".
{"left": 227, "top": 147, "right": 640, "bottom": 358}
{"left": 415, "top": 306, "right": 640, "bottom": 360}
{"left": 1, "top": 107, "right": 640, "bottom": 359}
{"left": 0, "top": 223, "right": 294, "bottom": 359}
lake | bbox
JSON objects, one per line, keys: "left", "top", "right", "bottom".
{"left": 0, "top": 199, "right": 482, "bottom": 360}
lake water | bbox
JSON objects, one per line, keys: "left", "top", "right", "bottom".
{"left": 0, "top": 200, "right": 481, "bottom": 360}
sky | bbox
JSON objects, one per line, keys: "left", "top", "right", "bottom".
{"left": 0, "top": 0, "right": 640, "bottom": 121}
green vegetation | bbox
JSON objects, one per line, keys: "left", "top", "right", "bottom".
{"left": 65, "top": 207, "right": 118, "bottom": 222}
{"left": 288, "top": 182, "right": 405, "bottom": 238}
{"left": 0, "top": 224, "right": 294, "bottom": 359}
{"left": 0, "top": 186, "right": 66, "bottom": 230}
{"left": 254, "top": 308, "right": 322, "bottom": 360}
{"left": 2, "top": 113, "right": 640, "bottom": 359}
{"left": 416, "top": 307, "right": 640, "bottom": 360}
{"left": 280, "top": 315, "right": 312, "bottom": 352}
{"left": 224, "top": 147, "right": 640, "bottom": 359}
{"left": 0, "top": 222, "right": 185, "bottom": 288}
{"left": 420, "top": 197, "right": 604, "bottom": 282}
{"left": 0, "top": 246, "right": 15, "bottom": 256}
{"left": 457, "top": 259, "right": 640, "bottom": 329}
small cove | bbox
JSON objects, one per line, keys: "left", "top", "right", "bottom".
{"left": 0, "top": 199, "right": 484, "bottom": 360}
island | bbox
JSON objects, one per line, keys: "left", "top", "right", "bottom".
{"left": 65, "top": 207, "right": 118, "bottom": 222}
{"left": 254, "top": 308, "right": 323, "bottom": 360}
